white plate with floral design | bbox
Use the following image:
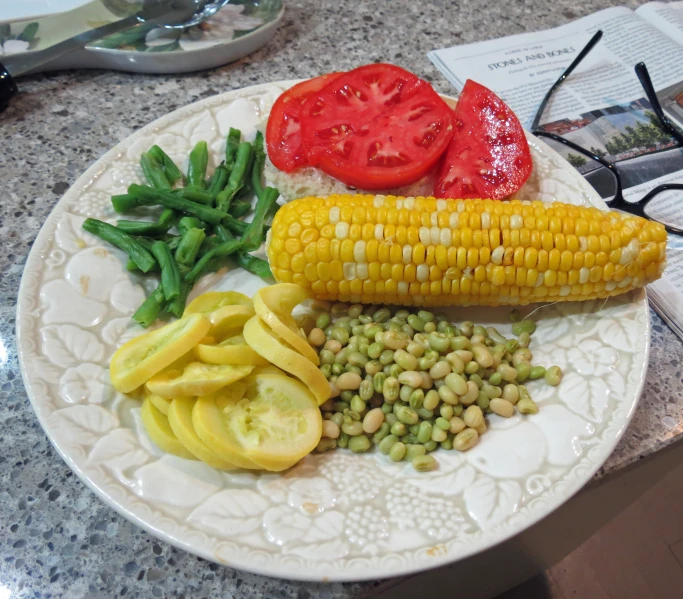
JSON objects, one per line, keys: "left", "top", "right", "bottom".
{"left": 2, "top": 0, "right": 283, "bottom": 75}
{"left": 16, "top": 81, "right": 650, "bottom": 581}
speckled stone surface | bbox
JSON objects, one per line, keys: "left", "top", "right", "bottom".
{"left": 1, "top": 0, "right": 681, "bottom": 596}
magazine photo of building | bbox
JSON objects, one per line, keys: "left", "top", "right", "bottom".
{"left": 538, "top": 86, "right": 683, "bottom": 199}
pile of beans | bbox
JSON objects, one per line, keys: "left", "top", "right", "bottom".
{"left": 304, "top": 304, "right": 563, "bottom": 472}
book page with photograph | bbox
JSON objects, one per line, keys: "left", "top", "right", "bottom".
{"left": 428, "top": 6, "right": 683, "bottom": 340}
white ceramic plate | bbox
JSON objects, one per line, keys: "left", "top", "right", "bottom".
{"left": 1, "top": 1, "right": 283, "bottom": 75}
{"left": 17, "top": 81, "right": 650, "bottom": 582}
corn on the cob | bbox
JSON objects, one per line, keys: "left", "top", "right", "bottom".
{"left": 267, "top": 194, "right": 667, "bottom": 307}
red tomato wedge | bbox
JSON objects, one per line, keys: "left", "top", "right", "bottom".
{"left": 434, "top": 80, "right": 532, "bottom": 199}
{"left": 266, "top": 72, "right": 342, "bottom": 173}
{"left": 299, "top": 64, "right": 454, "bottom": 190}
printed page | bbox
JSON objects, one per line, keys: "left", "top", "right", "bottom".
{"left": 428, "top": 7, "right": 683, "bottom": 128}
{"left": 637, "top": 1, "right": 683, "bottom": 46}
{"left": 428, "top": 6, "right": 683, "bottom": 341}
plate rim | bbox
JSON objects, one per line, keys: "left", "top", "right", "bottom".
{"left": 15, "top": 80, "right": 651, "bottom": 581}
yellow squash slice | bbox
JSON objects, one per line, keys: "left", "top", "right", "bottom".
{"left": 184, "top": 291, "right": 252, "bottom": 315}
{"left": 193, "top": 388, "right": 263, "bottom": 470}
{"left": 253, "top": 284, "right": 319, "bottom": 365}
{"left": 243, "top": 316, "right": 330, "bottom": 405}
{"left": 250, "top": 364, "right": 287, "bottom": 376}
{"left": 167, "top": 398, "right": 238, "bottom": 470}
{"left": 110, "top": 313, "right": 211, "bottom": 393}
{"left": 146, "top": 362, "right": 254, "bottom": 399}
{"left": 194, "top": 374, "right": 322, "bottom": 472}
{"left": 194, "top": 334, "right": 269, "bottom": 366}
{"left": 148, "top": 391, "right": 172, "bottom": 415}
{"left": 141, "top": 396, "right": 196, "bottom": 460}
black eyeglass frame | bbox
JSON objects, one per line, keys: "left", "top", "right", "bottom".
{"left": 530, "top": 30, "right": 683, "bottom": 235}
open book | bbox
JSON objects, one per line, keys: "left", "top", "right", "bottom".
{"left": 429, "top": 2, "right": 683, "bottom": 340}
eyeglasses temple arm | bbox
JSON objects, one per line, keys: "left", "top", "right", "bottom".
{"left": 530, "top": 30, "right": 603, "bottom": 132}
{"left": 634, "top": 62, "right": 683, "bottom": 146}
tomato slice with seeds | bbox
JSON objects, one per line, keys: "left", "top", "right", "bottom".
{"left": 300, "top": 64, "right": 454, "bottom": 190}
{"left": 266, "top": 72, "right": 342, "bottom": 172}
{"left": 434, "top": 80, "right": 532, "bottom": 199}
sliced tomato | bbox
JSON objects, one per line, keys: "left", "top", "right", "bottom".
{"left": 434, "top": 80, "right": 532, "bottom": 199}
{"left": 266, "top": 72, "right": 342, "bottom": 172}
{"left": 300, "top": 64, "right": 454, "bottom": 190}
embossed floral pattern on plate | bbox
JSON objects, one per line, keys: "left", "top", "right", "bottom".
{"left": 16, "top": 82, "right": 650, "bottom": 581}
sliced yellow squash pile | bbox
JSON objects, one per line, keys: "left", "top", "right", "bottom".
{"left": 109, "top": 285, "right": 328, "bottom": 472}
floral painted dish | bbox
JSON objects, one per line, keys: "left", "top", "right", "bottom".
{"left": 16, "top": 81, "right": 650, "bottom": 581}
{"left": 1, "top": 0, "right": 283, "bottom": 74}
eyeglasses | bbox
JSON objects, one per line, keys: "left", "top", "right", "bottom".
{"left": 531, "top": 30, "right": 683, "bottom": 235}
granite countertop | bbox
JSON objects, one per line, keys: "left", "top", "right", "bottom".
{"left": 2, "top": 0, "right": 682, "bottom": 596}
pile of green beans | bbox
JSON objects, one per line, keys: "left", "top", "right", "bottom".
{"left": 82, "top": 128, "right": 279, "bottom": 328}
{"left": 306, "top": 304, "right": 562, "bottom": 472}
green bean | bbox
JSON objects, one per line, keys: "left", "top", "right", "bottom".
{"left": 188, "top": 141, "right": 209, "bottom": 189}
{"left": 235, "top": 252, "right": 273, "bottom": 278}
{"left": 333, "top": 400, "right": 349, "bottom": 413}
{"left": 128, "top": 184, "right": 227, "bottom": 225}
{"left": 140, "top": 151, "right": 172, "bottom": 190}
{"left": 184, "top": 239, "right": 241, "bottom": 285}
{"left": 151, "top": 241, "right": 181, "bottom": 300}
{"left": 249, "top": 131, "right": 267, "bottom": 197}
{"left": 174, "top": 187, "right": 214, "bottom": 205}
{"left": 111, "top": 193, "right": 139, "bottom": 213}
{"left": 132, "top": 284, "right": 165, "bottom": 328}
{"left": 241, "top": 186, "right": 279, "bottom": 252}
{"left": 116, "top": 208, "right": 177, "bottom": 237}
{"left": 217, "top": 142, "right": 253, "bottom": 212}
{"left": 173, "top": 227, "right": 206, "bottom": 267}
{"left": 224, "top": 128, "right": 241, "bottom": 171}
{"left": 389, "top": 364, "right": 404, "bottom": 379}
{"left": 206, "top": 164, "right": 230, "bottom": 200}
{"left": 82, "top": 218, "right": 156, "bottom": 272}
{"left": 545, "top": 365, "right": 563, "bottom": 386}
{"left": 512, "top": 319, "right": 536, "bottom": 336}
{"left": 338, "top": 433, "right": 349, "bottom": 449}
{"left": 342, "top": 420, "right": 363, "bottom": 436}
{"left": 148, "top": 145, "right": 183, "bottom": 184}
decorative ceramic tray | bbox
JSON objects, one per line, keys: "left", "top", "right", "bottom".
{"left": 1, "top": 0, "right": 283, "bottom": 74}
{"left": 16, "top": 81, "right": 650, "bottom": 581}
